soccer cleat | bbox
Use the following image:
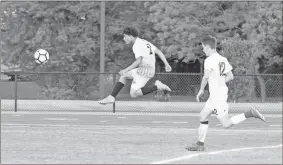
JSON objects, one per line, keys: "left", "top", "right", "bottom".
{"left": 250, "top": 107, "right": 266, "bottom": 123}
{"left": 155, "top": 80, "right": 171, "bottom": 92}
{"left": 185, "top": 141, "right": 205, "bottom": 151}
{"left": 154, "top": 91, "right": 171, "bottom": 102}
{"left": 98, "top": 95, "right": 115, "bottom": 105}
{"left": 163, "top": 91, "right": 171, "bottom": 101}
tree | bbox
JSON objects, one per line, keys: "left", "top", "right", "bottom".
{"left": 1, "top": 2, "right": 281, "bottom": 100}
{"left": 1, "top": 2, "right": 101, "bottom": 99}
{"left": 147, "top": 1, "right": 282, "bottom": 101}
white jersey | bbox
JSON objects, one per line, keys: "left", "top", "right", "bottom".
{"left": 204, "top": 53, "right": 233, "bottom": 97}
{"left": 132, "top": 37, "right": 156, "bottom": 78}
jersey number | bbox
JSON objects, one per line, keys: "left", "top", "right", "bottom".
{"left": 146, "top": 43, "right": 153, "bottom": 55}
{"left": 219, "top": 62, "right": 226, "bottom": 76}
{"left": 213, "top": 109, "right": 218, "bottom": 115}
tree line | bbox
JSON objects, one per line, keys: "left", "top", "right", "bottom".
{"left": 1, "top": 2, "right": 282, "bottom": 101}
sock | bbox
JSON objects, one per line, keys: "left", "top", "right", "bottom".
{"left": 198, "top": 121, "right": 209, "bottom": 143}
{"left": 141, "top": 85, "right": 158, "bottom": 95}
{"left": 230, "top": 113, "right": 247, "bottom": 125}
{"left": 110, "top": 82, "right": 124, "bottom": 97}
{"left": 244, "top": 110, "right": 253, "bottom": 118}
{"left": 131, "top": 89, "right": 143, "bottom": 98}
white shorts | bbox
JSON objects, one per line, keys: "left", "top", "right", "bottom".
{"left": 205, "top": 90, "right": 229, "bottom": 117}
{"left": 125, "top": 68, "right": 151, "bottom": 91}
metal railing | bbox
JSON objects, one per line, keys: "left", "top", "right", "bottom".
{"left": 1, "top": 71, "right": 282, "bottom": 114}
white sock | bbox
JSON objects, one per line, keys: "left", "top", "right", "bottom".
{"left": 134, "top": 89, "right": 143, "bottom": 97}
{"left": 198, "top": 123, "right": 209, "bottom": 143}
{"left": 108, "top": 95, "right": 115, "bottom": 100}
{"left": 230, "top": 113, "right": 247, "bottom": 125}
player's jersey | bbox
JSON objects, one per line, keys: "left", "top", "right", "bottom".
{"left": 132, "top": 37, "right": 156, "bottom": 78}
{"left": 204, "top": 53, "right": 233, "bottom": 97}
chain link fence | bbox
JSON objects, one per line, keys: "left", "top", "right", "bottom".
{"left": 1, "top": 72, "right": 282, "bottom": 115}
{"left": 1, "top": 2, "right": 282, "bottom": 115}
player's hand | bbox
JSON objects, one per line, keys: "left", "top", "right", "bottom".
{"left": 165, "top": 64, "right": 172, "bottom": 72}
{"left": 119, "top": 69, "right": 127, "bottom": 76}
{"left": 196, "top": 90, "right": 204, "bottom": 102}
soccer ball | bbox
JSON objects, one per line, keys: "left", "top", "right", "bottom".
{"left": 34, "top": 49, "right": 49, "bottom": 64}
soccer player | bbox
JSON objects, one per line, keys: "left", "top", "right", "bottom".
{"left": 186, "top": 35, "right": 266, "bottom": 151}
{"left": 98, "top": 27, "right": 172, "bottom": 104}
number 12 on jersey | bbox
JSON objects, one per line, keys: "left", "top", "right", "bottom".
{"left": 219, "top": 62, "right": 226, "bottom": 76}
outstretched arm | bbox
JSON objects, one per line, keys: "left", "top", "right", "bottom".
{"left": 154, "top": 48, "right": 169, "bottom": 66}
{"left": 154, "top": 48, "right": 172, "bottom": 72}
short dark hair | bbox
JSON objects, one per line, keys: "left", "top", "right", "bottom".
{"left": 201, "top": 35, "right": 217, "bottom": 49}
{"left": 123, "top": 27, "right": 139, "bottom": 37}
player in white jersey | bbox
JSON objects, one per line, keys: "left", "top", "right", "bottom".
{"left": 186, "top": 35, "right": 266, "bottom": 151}
{"left": 98, "top": 27, "right": 172, "bottom": 104}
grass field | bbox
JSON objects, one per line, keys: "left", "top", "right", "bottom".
{"left": 1, "top": 99, "right": 282, "bottom": 115}
{"left": 1, "top": 111, "right": 282, "bottom": 164}
{"left": 1, "top": 99, "right": 282, "bottom": 164}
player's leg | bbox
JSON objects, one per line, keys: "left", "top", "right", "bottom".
{"left": 215, "top": 104, "right": 232, "bottom": 128}
{"left": 218, "top": 107, "right": 266, "bottom": 128}
{"left": 216, "top": 92, "right": 265, "bottom": 128}
{"left": 154, "top": 80, "right": 171, "bottom": 92}
{"left": 98, "top": 70, "right": 134, "bottom": 104}
{"left": 129, "top": 75, "right": 151, "bottom": 98}
{"left": 186, "top": 99, "right": 214, "bottom": 151}
{"left": 129, "top": 69, "right": 171, "bottom": 98}
{"left": 211, "top": 91, "right": 234, "bottom": 128}
{"left": 130, "top": 80, "right": 172, "bottom": 98}
{"left": 135, "top": 79, "right": 171, "bottom": 97}
{"left": 133, "top": 66, "right": 171, "bottom": 96}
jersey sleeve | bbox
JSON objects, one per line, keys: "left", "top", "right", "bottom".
{"left": 133, "top": 44, "right": 148, "bottom": 59}
{"left": 204, "top": 58, "right": 214, "bottom": 72}
{"left": 133, "top": 41, "right": 157, "bottom": 59}
{"left": 223, "top": 58, "right": 233, "bottom": 74}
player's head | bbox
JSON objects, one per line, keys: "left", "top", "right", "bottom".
{"left": 201, "top": 35, "right": 217, "bottom": 56}
{"left": 123, "top": 27, "right": 139, "bottom": 44}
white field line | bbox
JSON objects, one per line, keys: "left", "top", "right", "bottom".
{"left": 151, "top": 144, "right": 283, "bottom": 164}
{"left": 117, "top": 117, "right": 128, "bottom": 119}
{"left": 0, "top": 124, "right": 282, "bottom": 133}
{"left": 270, "top": 125, "right": 281, "bottom": 127}
{"left": 43, "top": 118, "right": 78, "bottom": 121}
{"left": 1, "top": 111, "right": 281, "bottom": 118}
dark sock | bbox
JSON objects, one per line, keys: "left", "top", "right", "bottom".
{"left": 110, "top": 82, "right": 124, "bottom": 97}
{"left": 197, "top": 141, "right": 204, "bottom": 146}
{"left": 200, "top": 121, "right": 209, "bottom": 124}
{"left": 141, "top": 85, "right": 158, "bottom": 95}
{"left": 244, "top": 110, "right": 253, "bottom": 118}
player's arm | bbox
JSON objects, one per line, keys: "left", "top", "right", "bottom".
{"left": 196, "top": 59, "right": 212, "bottom": 102}
{"left": 154, "top": 48, "right": 170, "bottom": 66}
{"left": 224, "top": 58, "right": 234, "bottom": 83}
{"left": 154, "top": 48, "right": 172, "bottom": 72}
{"left": 225, "top": 71, "right": 234, "bottom": 83}
{"left": 123, "top": 56, "right": 143, "bottom": 73}
{"left": 200, "top": 59, "right": 212, "bottom": 92}
{"left": 196, "top": 69, "right": 210, "bottom": 102}
{"left": 199, "top": 69, "right": 210, "bottom": 92}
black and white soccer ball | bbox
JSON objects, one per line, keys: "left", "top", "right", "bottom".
{"left": 34, "top": 49, "right": 49, "bottom": 64}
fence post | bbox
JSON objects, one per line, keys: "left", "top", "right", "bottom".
{"left": 99, "top": 1, "right": 105, "bottom": 99}
{"left": 112, "top": 73, "right": 116, "bottom": 113}
{"left": 14, "top": 74, "right": 18, "bottom": 112}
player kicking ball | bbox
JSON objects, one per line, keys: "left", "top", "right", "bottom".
{"left": 98, "top": 27, "right": 172, "bottom": 105}
{"left": 186, "top": 35, "right": 266, "bottom": 151}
